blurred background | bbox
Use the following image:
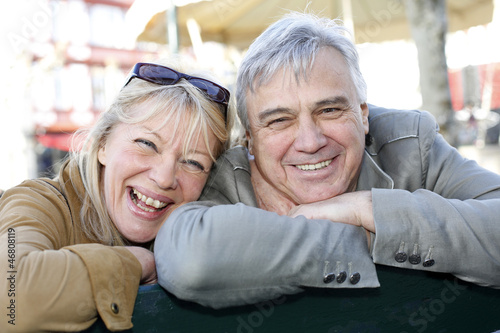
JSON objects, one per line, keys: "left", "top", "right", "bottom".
{"left": 0, "top": 0, "right": 499, "bottom": 192}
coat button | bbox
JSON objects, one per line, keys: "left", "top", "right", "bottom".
{"left": 409, "top": 254, "right": 421, "bottom": 265}
{"left": 395, "top": 252, "right": 407, "bottom": 263}
{"left": 111, "top": 303, "right": 119, "bottom": 314}
{"left": 323, "top": 273, "right": 335, "bottom": 283}
{"left": 423, "top": 246, "right": 435, "bottom": 267}
{"left": 423, "top": 259, "right": 435, "bottom": 267}
{"left": 349, "top": 272, "right": 361, "bottom": 285}
{"left": 336, "top": 271, "right": 347, "bottom": 283}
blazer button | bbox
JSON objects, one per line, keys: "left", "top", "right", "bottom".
{"left": 395, "top": 252, "right": 407, "bottom": 263}
{"left": 409, "top": 254, "right": 421, "bottom": 265}
{"left": 111, "top": 303, "right": 119, "bottom": 314}
{"left": 336, "top": 271, "right": 347, "bottom": 284}
{"left": 323, "top": 273, "right": 335, "bottom": 283}
{"left": 349, "top": 272, "right": 361, "bottom": 285}
{"left": 423, "top": 259, "right": 435, "bottom": 267}
{"left": 423, "top": 246, "right": 435, "bottom": 267}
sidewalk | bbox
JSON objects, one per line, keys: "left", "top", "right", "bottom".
{"left": 458, "top": 144, "right": 500, "bottom": 174}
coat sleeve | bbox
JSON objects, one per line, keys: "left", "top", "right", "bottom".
{"left": 0, "top": 182, "right": 141, "bottom": 332}
{"left": 371, "top": 124, "right": 500, "bottom": 288}
{"left": 154, "top": 202, "right": 379, "bottom": 309}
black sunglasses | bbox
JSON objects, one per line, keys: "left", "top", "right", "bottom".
{"left": 124, "top": 63, "right": 230, "bottom": 118}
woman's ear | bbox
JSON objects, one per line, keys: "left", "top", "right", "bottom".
{"left": 98, "top": 145, "right": 107, "bottom": 166}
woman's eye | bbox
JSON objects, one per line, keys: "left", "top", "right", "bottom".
{"left": 182, "top": 159, "right": 206, "bottom": 173}
{"left": 135, "top": 139, "right": 158, "bottom": 152}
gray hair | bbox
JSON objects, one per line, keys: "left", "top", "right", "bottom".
{"left": 236, "top": 12, "right": 367, "bottom": 131}
{"left": 72, "top": 60, "right": 228, "bottom": 245}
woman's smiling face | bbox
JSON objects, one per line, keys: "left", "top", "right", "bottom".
{"left": 98, "top": 103, "right": 218, "bottom": 244}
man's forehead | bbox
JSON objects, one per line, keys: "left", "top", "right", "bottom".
{"left": 253, "top": 48, "right": 349, "bottom": 88}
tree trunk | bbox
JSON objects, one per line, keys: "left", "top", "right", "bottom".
{"left": 404, "top": 0, "right": 458, "bottom": 146}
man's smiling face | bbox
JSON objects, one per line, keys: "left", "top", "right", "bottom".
{"left": 246, "top": 47, "right": 369, "bottom": 204}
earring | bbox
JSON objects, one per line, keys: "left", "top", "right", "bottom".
{"left": 248, "top": 138, "right": 253, "bottom": 155}
{"left": 365, "top": 133, "right": 373, "bottom": 146}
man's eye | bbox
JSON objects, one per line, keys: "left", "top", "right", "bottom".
{"left": 269, "top": 117, "right": 287, "bottom": 124}
{"left": 135, "top": 139, "right": 158, "bottom": 152}
{"left": 321, "top": 108, "right": 343, "bottom": 118}
{"left": 267, "top": 117, "right": 292, "bottom": 129}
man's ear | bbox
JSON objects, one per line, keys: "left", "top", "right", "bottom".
{"left": 246, "top": 130, "right": 254, "bottom": 155}
{"left": 361, "top": 103, "right": 369, "bottom": 134}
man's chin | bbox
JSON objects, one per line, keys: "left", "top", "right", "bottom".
{"left": 295, "top": 188, "right": 344, "bottom": 204}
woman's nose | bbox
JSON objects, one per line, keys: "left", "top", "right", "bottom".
{"left": 151, "top": 157, "right": 178, "bottom": 190}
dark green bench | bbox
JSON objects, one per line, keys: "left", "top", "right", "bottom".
{"left": 85, "top": 265, "right": 500, "bottom": 332}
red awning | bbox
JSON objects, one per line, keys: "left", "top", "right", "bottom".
{"left": 36, "top": 133, "right": 77, "bottom": 152}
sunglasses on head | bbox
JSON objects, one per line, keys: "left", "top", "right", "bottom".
{"left": 124, "top": 62, "right": 230, "bottom": 118}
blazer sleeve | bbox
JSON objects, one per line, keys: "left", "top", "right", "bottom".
{"left": 155, "top": 202, "right": 379, "bottom": 309}
{"left": 0, "top": 182, "right": 141, "bottom": 332}
{"left": 371, "top": 127, "right": 500, "bottom": 287}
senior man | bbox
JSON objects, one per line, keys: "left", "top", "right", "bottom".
{"left": 154, "top": 12, "right": 500, "bottom": 309}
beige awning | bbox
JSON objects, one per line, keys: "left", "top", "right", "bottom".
{"left": 136, "top": 0, "right": 494, "bottom": 48}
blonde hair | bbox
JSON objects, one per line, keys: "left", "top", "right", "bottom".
{"left": 72, "top": 61, "right": 229, "bottom": 245}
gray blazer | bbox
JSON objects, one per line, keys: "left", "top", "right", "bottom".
{"left": 155, "top": 105, "right": 500, "bottom": 308}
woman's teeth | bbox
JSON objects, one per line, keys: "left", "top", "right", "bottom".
{"left": 296, "top": 159, "right": 332, "bottom": 171}
{"left": 132, "top": 188, "right": 168, "bottom": 212}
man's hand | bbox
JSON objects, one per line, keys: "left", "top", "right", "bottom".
{"left": 125, "top": 246, "right": 157, "bottom": 285}
{"left": 288, "top": 191, "right": 375, "bottom": 233}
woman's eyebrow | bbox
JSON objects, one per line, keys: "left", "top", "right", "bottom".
{"left": 184, "top": 148, "right": 211, "bottom": 158}
{"left": 141, "top": 125, "right": 166, "bottom": 143}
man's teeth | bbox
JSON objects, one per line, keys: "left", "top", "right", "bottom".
{"left": 132, "top": 189, "right": 168, "bottom": 211}
{"left": 296, "top": 159, "right": 332, "bottom": 171}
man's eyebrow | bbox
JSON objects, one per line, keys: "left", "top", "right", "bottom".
{"left": 313, "top": 96, "right": 350, "bottom": 108}
{"left": 257, "top": 107, "right": 294, "bottom": 123}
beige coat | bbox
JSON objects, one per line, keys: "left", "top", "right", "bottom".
{"left": 0, "top": 159, "right": 141, "bottom": 332}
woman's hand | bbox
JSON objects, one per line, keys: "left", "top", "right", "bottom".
{"left": 125, "top": 246, "right": 157, "bottom": 284}
{"left": 288, "top": 191, "right": 375, "bottom": 233}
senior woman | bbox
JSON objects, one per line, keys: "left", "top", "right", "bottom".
{"left": 0, "top": 60, "right": 229, "bottom": 332}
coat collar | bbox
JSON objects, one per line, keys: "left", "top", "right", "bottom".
{"left": 356, "top": 150, "right": 394, "bottom": 191}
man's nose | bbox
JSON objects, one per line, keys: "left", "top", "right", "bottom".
{"left": 150, "top": 157, "right": 178, "bottom": 190}
{"left": 293, "top": 116, "right": 328, "bottom": 153}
